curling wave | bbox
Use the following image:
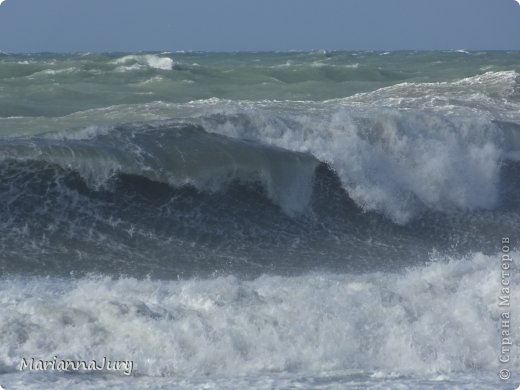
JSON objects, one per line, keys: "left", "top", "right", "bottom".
{"left": 0, "top": 123, "right": 318, "bottom": 216}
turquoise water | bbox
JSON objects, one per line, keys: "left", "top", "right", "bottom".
{"left": 1, "top": 51, "right": 519, "bottom": 117}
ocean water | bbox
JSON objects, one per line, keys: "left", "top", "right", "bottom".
{"left": 0, "top": 51, "right": 519, "bottom": 389}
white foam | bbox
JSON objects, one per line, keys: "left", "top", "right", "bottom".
{"left": 112, "top": 55, "right": 174, "bottom": 71}
{"left": 138, "top": 76, "right": 164, "bottom": 85}
{"left": 310, "top": 49, "right": 328, "bottom": 56}
{"left": 27, "top": 67, "right": 78, "bottom": 77}
{"left": 49, "top": 125, "right": 112, "bottom": 141}
{"left": 337, "top": 71, "right": 520, "bottom": 112}
{"left": 310, "top": 61, "right": 327, "bottom": 67}
{"left": 200, "top": 105, "right": 504, "bottom": 223}
{"left": 115, "top": 64, "right": 143, "bottom": 72}
{"left": 0, "top": 251, "right": 517, "bottom": 378}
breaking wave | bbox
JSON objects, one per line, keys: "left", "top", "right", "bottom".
{"left": 0, "top": 251, "right": 517, "bottom": 378}
{"left": 112, "top": 54, "right": 175, "bottom": 71}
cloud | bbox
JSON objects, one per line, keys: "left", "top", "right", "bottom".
{"left": 515, "top": 0, "right": 520, "bottom": 6}
{"left": 0, "top": 0, "right": 6, "bottom": 6}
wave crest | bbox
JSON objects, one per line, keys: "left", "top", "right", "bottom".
{"left": 112, "top": 54, "right": 175, "bottom": 71}
{"left": 200, "top": 107, "right": 509, "bottom": 224}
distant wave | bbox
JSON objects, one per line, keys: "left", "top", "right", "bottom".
{"left": 111, "top": 54, "right": 175, "bottom": 71}
{"left": 1, "top": 52, "right": 519, "bottom": 117}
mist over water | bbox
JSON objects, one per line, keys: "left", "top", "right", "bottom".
{"left": 1, "top": 51, "right": 519, "bottom": 389}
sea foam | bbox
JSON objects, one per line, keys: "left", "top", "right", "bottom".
{"left": 0, "top": 251, "right": 516, "bottom": 378}
{"left": 112, "top": 54, "right": 174, "bottom": 71}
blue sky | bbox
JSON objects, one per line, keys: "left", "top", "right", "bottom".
{"left": 0, "top": 0, "right": 519, "bottom": 52}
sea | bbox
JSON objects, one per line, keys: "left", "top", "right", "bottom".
{"left": 0, "top": 51, "right": 519, "bottom": 389}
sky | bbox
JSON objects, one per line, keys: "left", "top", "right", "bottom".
{"left": 0, "top": 0, "right": 519, "bottom": 52}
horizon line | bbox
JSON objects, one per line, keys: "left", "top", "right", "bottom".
{"left": 1, "top": 49, "right": 520, "bottom": 55}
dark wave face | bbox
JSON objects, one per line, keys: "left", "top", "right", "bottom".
{"left": 0, "top": 118, "right": 519, "bottom": 278}
{"left": 1, "top": 51, "right": 520, "bottom": 388}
